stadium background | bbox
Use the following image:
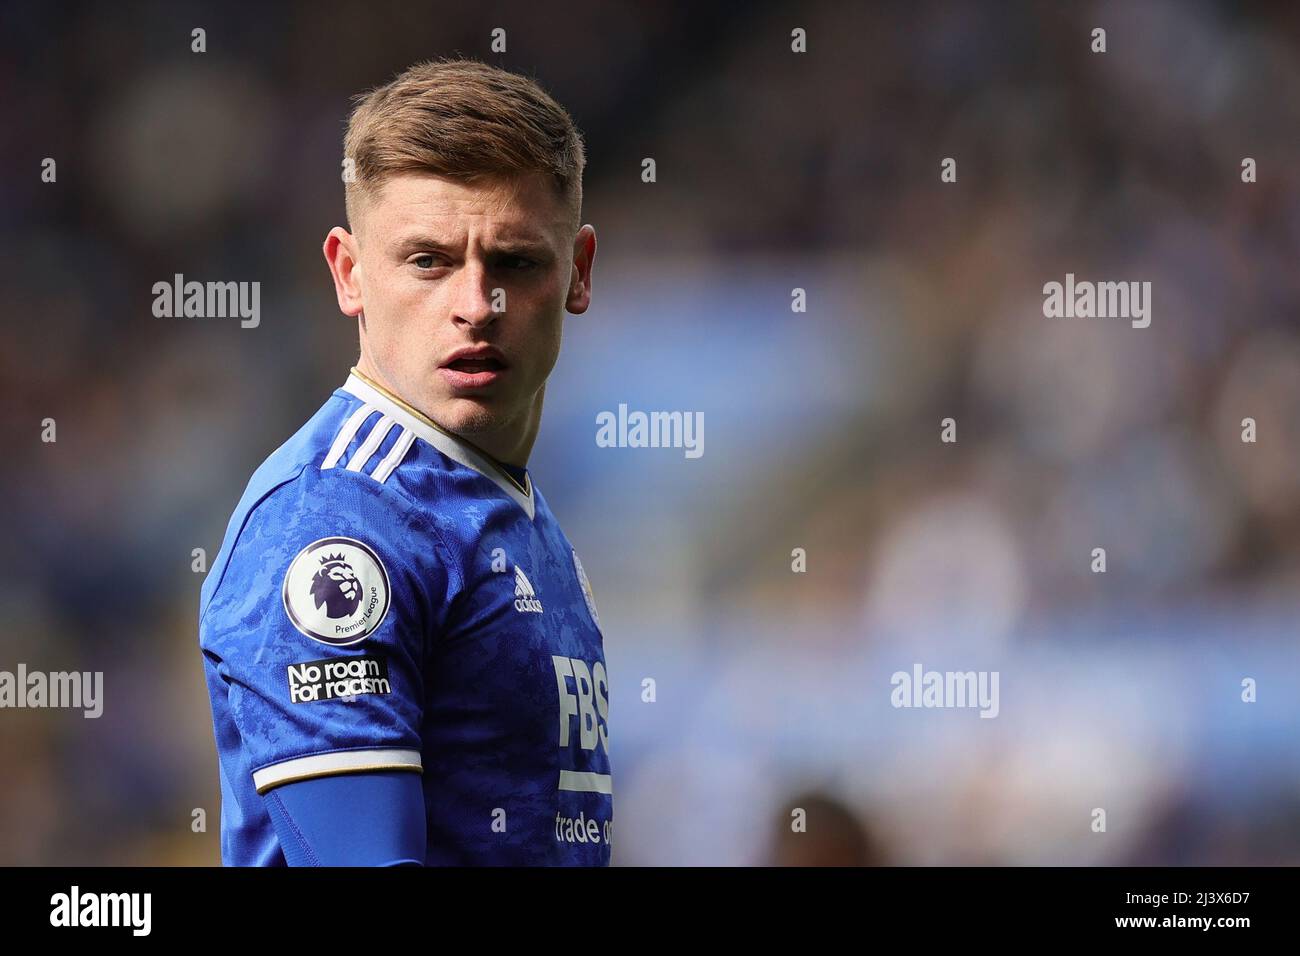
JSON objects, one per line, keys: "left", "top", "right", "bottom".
{"left": 2, "top": 0, "right": 1299, "bottom": 865}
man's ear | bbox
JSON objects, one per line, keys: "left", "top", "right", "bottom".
{"left": 565, "top": 224, "right": 596, "bottom": 316}
{"left": 323, "top": 226, "right": 364, "bottom": 317}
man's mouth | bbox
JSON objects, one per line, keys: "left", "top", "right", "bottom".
{"left": 444, "top": 356, "right": 506, "bottom": 373}
{"left": 439, "top": 349, "right": 509, "bottom": 390}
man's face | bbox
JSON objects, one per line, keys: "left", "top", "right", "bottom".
{"left": 328, "top": 170, "right": 593, "bottom": 455}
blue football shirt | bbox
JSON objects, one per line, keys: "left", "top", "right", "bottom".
{"left": 198, "top": 368, "right": 613, "bottom": 865}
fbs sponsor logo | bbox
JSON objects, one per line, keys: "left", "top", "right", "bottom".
{"left": 50, "top": 886, "right": 151, "bottom": 936}
{"left": 514, "top": 565, "right": 543, "bottom": 614}
{"left": 288, "top": 656, "right": 391, "bottom": 704}
{"left": 283, "top": 536, "right": 390, "bottom": 646}
{"left": 553, "top": 655, "right": 611, "bottom": 756}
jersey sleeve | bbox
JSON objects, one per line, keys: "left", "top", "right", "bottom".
{"left": 200, "top": 465, "right": 457, "bottom": 796}
{"left": 265, "top": 771, "right": 427, "bottom": 866}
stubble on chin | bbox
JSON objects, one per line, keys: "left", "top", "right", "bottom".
{"left": 431, "top": 394, "right": 514, "bottom": 436}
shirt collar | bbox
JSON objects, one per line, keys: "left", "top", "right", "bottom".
{"left": 341, "top": 367, "right": 535, "bottom": 520}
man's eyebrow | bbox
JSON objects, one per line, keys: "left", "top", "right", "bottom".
{"left": 389, "top": 233, "right": 552, "bottom": 256}
{"left": 390, "top": 234, "right": 456, "bottom": 256}
{"left": 492, "top": 228, "right": 550, "bottom": 246}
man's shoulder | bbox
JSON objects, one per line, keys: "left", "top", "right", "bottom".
{"left": 198, "top": 388, "right": 455, "bottom": 624}
{"left": 236, "top": 386, "right": 438, "bottom": 521}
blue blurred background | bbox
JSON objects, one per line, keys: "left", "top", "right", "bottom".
{"left": 2, "top": 0, "right": 1299, "bottom": 864}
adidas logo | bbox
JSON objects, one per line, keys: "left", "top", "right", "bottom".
{"left": 514, "top": 566, "right": 544, "bottom": 614}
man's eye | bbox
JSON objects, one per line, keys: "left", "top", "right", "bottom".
{"left": 412, "top": 255, "right": 436, "bottom": 269}
{"left": 501, "top": 256, "right": 535, "bottom": 271}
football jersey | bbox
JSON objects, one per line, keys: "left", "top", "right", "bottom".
{"left": 198, "top": 368, "right": 612, "bottom": 865}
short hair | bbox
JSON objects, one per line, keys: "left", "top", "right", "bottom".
{"left": 343, "top": 57, "right": 586, "bottom": 234}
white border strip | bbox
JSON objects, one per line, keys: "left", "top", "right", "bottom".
{"left": 252, "top": 748, "right": 422, "bottom": 794}
{"left": 372, "top": 428, "right": 416, "bottom": 484}
{"left": 345, "top": 414, "right": 395, "bottom": 472}
{"left": 322, "top": 404, "right": 376, "bottom": 470}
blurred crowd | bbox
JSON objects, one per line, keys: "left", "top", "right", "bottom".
{"left": 1, "top": 0, "right": 1298, "bottom": 865}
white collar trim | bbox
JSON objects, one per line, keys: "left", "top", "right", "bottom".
{"left": 341, "top": 371, "right": 535, "bottom": 521}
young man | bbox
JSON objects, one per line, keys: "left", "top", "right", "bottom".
{"left": 198, "top": 58, "right": 610, "bottom": 865}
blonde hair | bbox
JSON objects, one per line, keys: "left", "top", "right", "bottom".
{"left": 343, "top": 57, "right": 586, "bottom": 232}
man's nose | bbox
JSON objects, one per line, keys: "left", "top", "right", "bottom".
{"left": 450, "top": 259, "right": 500, "bottom": 330}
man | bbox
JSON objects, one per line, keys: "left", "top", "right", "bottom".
{"left": 198, "top": 58, "right": 611, "bottom": 866}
